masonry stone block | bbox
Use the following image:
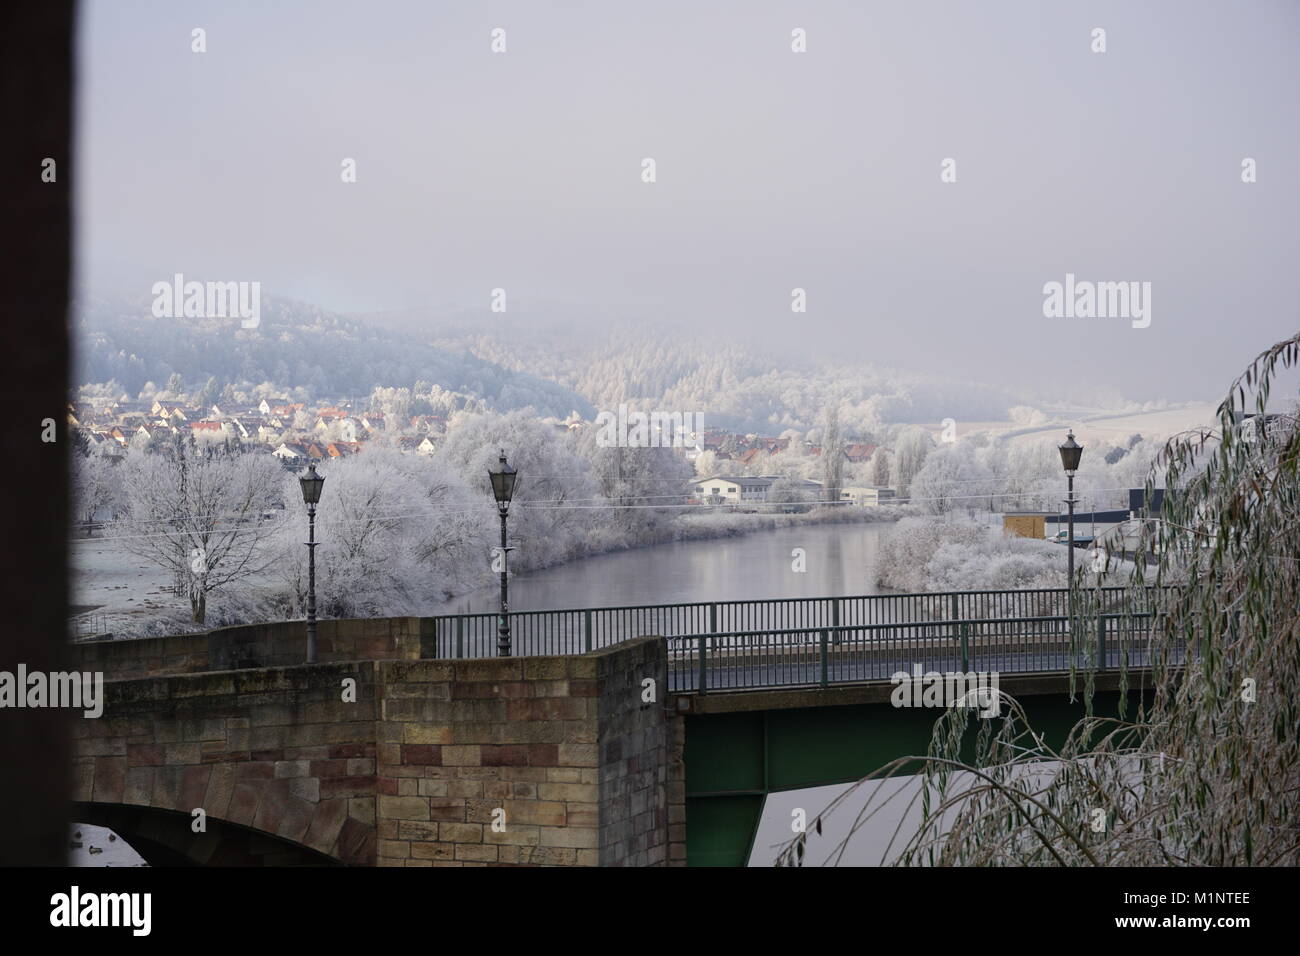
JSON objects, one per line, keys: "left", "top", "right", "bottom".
{"left": 74, "top": 628, "right": 676, "bottom": 867}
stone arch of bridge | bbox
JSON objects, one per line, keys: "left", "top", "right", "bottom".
{"left": 72, "top": 802, "right": 346, "bottom": 866}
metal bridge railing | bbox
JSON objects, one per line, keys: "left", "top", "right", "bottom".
{"left": 424, "top": 586, "right": 1176, "bottom": 663}
{"left": 665, "top": 611, "right": 1180, "bottom": 694}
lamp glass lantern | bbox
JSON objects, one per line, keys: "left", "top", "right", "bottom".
{"left": 299, "top": 464, "right": 325, "bottom": 505}
{"left": 1058, "top": 430, "right": 1083, "bottom": 475}
{"left": 488, "top": 451, "right": 518, "bottom": 511}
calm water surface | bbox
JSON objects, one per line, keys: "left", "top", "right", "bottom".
{"left": 427, "top": 521, "right": 899, "bottom": 615}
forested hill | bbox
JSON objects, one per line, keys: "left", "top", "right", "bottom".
{"left": 371, "top": 309, "right": 1031, "bottom": 434}
{"left": 73, "top": 293, "right": 594, "bottom": 419}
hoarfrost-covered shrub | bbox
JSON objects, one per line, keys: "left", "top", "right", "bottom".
{"left": 877, "top": 516, "right": 1064, "bottom": 592}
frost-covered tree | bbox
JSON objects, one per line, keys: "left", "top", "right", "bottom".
{"left": 435, "top": 409, "right": 598, "bottom": 572}
{"left": 196, "top": 376, "right": 221, "bottom": 408}
{"left": 870, "top": 448, "right": 892, "bottom": 488}
{"left": 875, "top": 515, "right": 1065, "bottom": 593}
{"left": 1008, "top": 405, "right": 1047, "bottom": 426}
{"left": 72, "top": 451, "right": 121, "bottom": 534}
{"left": 910, "top": 444, "right": 994, "bottom": 515}
{"left": 821, "top": 404, "right": 845, "bottom": 505}
{"left": 118, "top": 440, "right": 282, "bottom": 623}
{"left": 575, "top": 434, "right": 694, "bottom": 546}
{"left": 273, "top": 449, "right": 490, "bottom": 619}
{"left": 767, "top": 476, "right": 816, "bottom": 514}
{"left": 890, "top": 428, "right": 933, "bottom": 499}
{"left": 693, "top": 449, "right": 720, "bottom": 478}
{"left": 369, "top": 386, "right": 413, "bottom": 424}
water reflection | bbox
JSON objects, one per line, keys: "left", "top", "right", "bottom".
{"left": 429, "top": 521, "right": 898, "bottom": 615}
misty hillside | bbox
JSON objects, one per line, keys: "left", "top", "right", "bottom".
{"left": 364, "top": 307, "right": 1032, "bottom": 434}
{"left": 74, "top": 289, "right": 1177, "bottom": 436}
{"left": 72, "top": 294, "right": 594, "bottom": 418}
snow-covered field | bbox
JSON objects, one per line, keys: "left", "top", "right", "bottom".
{"left": 916, "top": 403, "right": 1220, "bottom": 447}
{"left": 1059, "top": 404, "right": 1221, "bottom": 445}
{"left": 71, "top": 537, "right": 286, "bottom": 637}
{"left": 71, "top": 538, "right": 182, "bottom": 636}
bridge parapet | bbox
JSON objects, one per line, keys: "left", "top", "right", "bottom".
{"left": 74, "top": 616, "right": 434, "bottom": 680}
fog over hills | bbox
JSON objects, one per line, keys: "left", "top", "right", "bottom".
{"left": 72, "top": 292, "right": 595, "bottom": 419}
{"left": 74, "top": 287, "right": 1222, "bottom": 437}
{"left": 355, "top": 306, "right": 1197, "bottom": 434}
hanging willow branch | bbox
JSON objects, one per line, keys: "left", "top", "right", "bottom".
{"left": 776, "top": 332, "right": 1300, "bottom": 867}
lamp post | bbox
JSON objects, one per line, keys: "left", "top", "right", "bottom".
{"left": 1058, "top": 430, "right": 1084, "bottom": 631}
{"left": 488, "top": 450, "right": 519, "bottom": 657}
{"left": 298, "top": 463, "right": 325, "bottom": 663}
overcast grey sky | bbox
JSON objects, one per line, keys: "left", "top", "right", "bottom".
{"left": 76, "top": 0, "right": 1300, "bottom": 403}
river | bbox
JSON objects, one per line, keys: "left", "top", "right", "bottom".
{"left": 425, "top": 519, "right": 898, "bottom": 615}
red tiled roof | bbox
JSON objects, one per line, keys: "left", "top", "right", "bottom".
{"left": 845, "top": 443, "right": 878, "bottom": 462}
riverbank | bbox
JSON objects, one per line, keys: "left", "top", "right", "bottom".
{"left": 74, "top": 505, "right": 911, "bottom": 639}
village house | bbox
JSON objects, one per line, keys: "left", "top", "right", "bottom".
{"left": 227, "top": 417, "right": 277, "bottom": 442}
{"left": 258, "top": 397, "right": 290, "bottom": 416}
{"left": 844, "top": 443, "right": 878, "bottom": 464}
{"left": 132, "top": 423, "right": 169, "bottom": 446}
{"left": 161, "top": 406, "right": 206, "bottom": 425}
{"left": 81, "top": 430, "right": 123, "bottom": 457}
{"left": 271, "top": 441, "right": 326, "bottom": 466}
{"left": 325, "top": 441, "right": 362, "bottom": 459}
{"left": 689, "top": 475, "right": 825, "bottom": 505}
{"left": 408, "top": 414, "right": 445, "bottom": 434}
{"left": 839, "top": 485, "right": 896, "bottom": 507}
{"left": 189, "top": 420, "right": 231, "bottom": 439}
{"left": 314, "top": 416, "right": 363, "bottom": 442}
{"left": 690, "top": 475, "right": 776, "bottom": 505}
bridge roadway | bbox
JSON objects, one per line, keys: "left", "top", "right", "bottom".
{"left": 667, "top": 642, "right": 1172, "bottom": 694}
{"left": 657, "top": 606, "right": 1174, "bottom": 693}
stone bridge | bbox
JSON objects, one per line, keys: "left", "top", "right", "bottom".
{"left": 72, "top": 604, "right": 1155, "bottom": 866}
{"left": 72, "top": 619, "right": 684, "bottom": 866}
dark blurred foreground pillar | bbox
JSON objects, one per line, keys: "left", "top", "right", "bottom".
{"left": 0, "top": 0, "right": 74, "bottom": 865}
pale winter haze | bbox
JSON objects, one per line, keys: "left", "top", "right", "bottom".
{"left": 76, "top": 0, "right": 1300, "bottom": 403}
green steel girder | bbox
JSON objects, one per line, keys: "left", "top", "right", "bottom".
{"left": 684, "top": 689, "right": 1149, "bottom": 866}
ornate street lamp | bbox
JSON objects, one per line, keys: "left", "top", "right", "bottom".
{"left": 488, "top": 450, "right": 519, "bottom": 657}
{"left": 1058, "top": 429, "right": 1084, "bottom": 629}
{"left": 298, "top": 463, "right": 325, "bottom": 663}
